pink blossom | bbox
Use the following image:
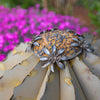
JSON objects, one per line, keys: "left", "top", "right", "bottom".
{"left": 59, "top": 23, "right": 65, "bottom": 30}
{"left": 6, "top": 33, "right": 14, "bottom": 39}
{"left": 0, "top": 54, "right": 6, "bottom": 61}
{"left": 93, "top": 32, "right": 97, "bottom": 35}
{"left": 24, "top": 38, "right": 31, "bottom": 42}
{"left": 35, "top": 4, "right": 40, "bottom": 8}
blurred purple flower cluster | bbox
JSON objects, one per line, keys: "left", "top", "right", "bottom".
{"left": 0, "top": 4, "right": 96, "bottom": 61}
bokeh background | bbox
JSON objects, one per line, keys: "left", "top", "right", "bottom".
{"left": 0, "top": 0, "right": 100, "bottom": 61}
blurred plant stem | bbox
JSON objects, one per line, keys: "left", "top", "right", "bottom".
{"left": 46, "top": 0, "right": 77, "bottom": 15}
{"left": 41, "top": 0, "right": 78, "bottom": 15}
{"left": 42, "top": 0, "right": 48, "bottom": 9}
{"left": 81, "top": 0, "right": 100, "bottom": 36}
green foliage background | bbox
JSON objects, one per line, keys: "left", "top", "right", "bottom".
{"left": 84, "top": 0, "right": 100, "bottom": 34}
{"left": 76, "top": 0, "right": 100, "bottom": 35}
{"left": 0, "top": 0, "right": 42, "bottom": 8}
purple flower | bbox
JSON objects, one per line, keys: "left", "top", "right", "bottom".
{"left": 59, "top": 23, "right": 66, "bottom": 30}
{"left": 92, "top": 32, "right": 97, "bottom": 35}
{"left": 0, "top": 35, "right": 4, "bottom": 43}
{"left": 0, "top": 54, "right": 6, "bottom": 61}
{"left": 81, "top": 27, "right": 89, "bottom": 33}
{"left": 35, "top": 4, "right": 40, "bottom": 8}
{"left": 0, "top": 44, "right": 3, "bottom": 49}
{"left": 21, "top": 27, "right": 29, "bottom": 35}
{"left": 65, "top": 21, "right": 70, "bottom": 27}
{"left": 24, "top": 38, "right": 31, "bottom": 42}
{"left": 6, "top": 33, "right": 14, "bottom": 40}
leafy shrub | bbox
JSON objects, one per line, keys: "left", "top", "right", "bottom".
{"left": 78, "top": 0, "right": 100, "bottom": 35}
{"left": 0, "top": 0, "right": 42, "bottom": 8}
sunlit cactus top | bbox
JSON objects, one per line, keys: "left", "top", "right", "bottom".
{"left": 27, "top": 28, "right": 93, "bottom": 72}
